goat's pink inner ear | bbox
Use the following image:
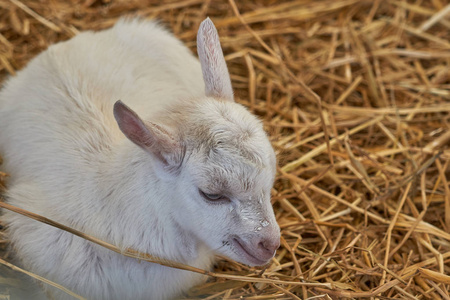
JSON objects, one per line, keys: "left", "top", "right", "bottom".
{"left": 113, "top": 100, "right": 179, "bottom": 166}
{"left": 113, "top": 100, "right": 151, "bottom": 148}
{"left": 197, "top": 18, "right": 234, "bottom": 102}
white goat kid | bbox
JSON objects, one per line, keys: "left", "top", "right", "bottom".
{"left": 0, "top": 18, "right": 280, "bottom": 300}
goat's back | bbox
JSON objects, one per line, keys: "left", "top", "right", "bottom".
{"left": 0, "top": 19, "right": 204, "bottom": 180}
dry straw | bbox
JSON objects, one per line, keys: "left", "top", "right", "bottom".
{"left": 0, "top": 0, "right": 449, "bottom": 299}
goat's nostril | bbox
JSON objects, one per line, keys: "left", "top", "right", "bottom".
{"left": 258, "top": 241, "right": 268, "bottom": 251}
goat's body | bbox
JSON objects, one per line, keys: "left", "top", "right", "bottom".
{"left": 0, "top": 20, "right": 212, "bottom": 300}
{"left": 1, "top": 19, "right": 204, "bottom": 180}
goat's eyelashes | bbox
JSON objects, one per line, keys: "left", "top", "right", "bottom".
{"left": 199, "top": 189, "right": 228, "bottom": 202}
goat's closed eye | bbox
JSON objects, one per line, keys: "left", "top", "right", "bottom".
{"left": 199, "top": 189, "right": 227, "bottom": 201}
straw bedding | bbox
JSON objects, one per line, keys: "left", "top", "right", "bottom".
{"left": 0, "top": 0, "right": 449, "bottom": 299}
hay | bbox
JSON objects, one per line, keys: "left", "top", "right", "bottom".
{"left": 0, "top": 0, "right": 450, "bottom": 299}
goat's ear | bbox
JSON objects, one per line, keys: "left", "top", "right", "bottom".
{"left": 197, "top": 17, "right": 234, "bottom": 102}
{"left": 113, "top": 101, "right": 182, "bottom": 170}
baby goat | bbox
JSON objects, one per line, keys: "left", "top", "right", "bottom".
{"left": 0, "top": 18, "right": 280, "bottom": 299}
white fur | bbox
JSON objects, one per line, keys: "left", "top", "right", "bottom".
{"left": 0, "top": 18, "right": 280, "bottom": 300}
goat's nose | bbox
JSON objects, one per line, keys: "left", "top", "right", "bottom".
{"left": 258, "top": 238, "right": 280, "bottom": 257}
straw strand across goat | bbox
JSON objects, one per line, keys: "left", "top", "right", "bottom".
{"left": 0, "top": 17, "right": 280, "bottom": 300}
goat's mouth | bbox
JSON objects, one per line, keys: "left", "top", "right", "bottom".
{"left": 231, "top": 237, "right": 268, "bottom": 266}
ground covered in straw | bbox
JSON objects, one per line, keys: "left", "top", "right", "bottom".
{"left": 0, "top": 0, "right": 450, "bottom": 299}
